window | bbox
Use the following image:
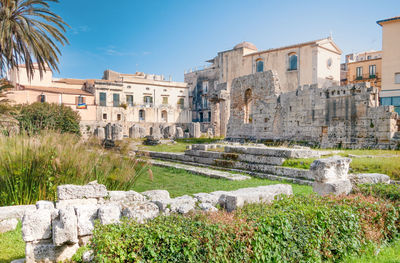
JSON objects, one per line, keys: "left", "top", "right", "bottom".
{"left": 113, "top": 94, "right": 120, "bottom": 107}
{"left": 127, "top": 85, "right": 131, "bottom": 89}
{"left": 161, "top": 110, "right": 167, "bottom": 122}
{"left": 102, "top": 113, "right": 107, "bottom": 120}
{"left": 393, "top": 97, "right": 400, "bottom": 106}
{"left": 126, "top": 95, "right": 134, "bottom": 106}
{"left": 199, "top": 112, "right": 204, "bottom": 122}
{"left": 177, "top": 98, "right": 184, "bottom": 109}
{"left": 208, "top": 112, "right": 211, "bottom": 121}
{"left": 369, "top": 65, "right": 376, "bottom": 78}
{"left": 144, "top": 96, "right": 153, "bottom": 105}
{"left": 395, "top": 73, "right": 400, "bottom": 84}
{"left": 162, "top": 96, "right": 168, "bottom": 104}
{"left": 288, "top": 53, "right": 297, "bottom": 71}
{"left": 99, "top": 92, "right": 106, "bottom": 106}
{"left": 256, "top": 59, "right": 264, "bottom": 72}
{"left": 356, "top": 67, "right": 363, "bottom": 79}
{"left": 203, "top": 97, "right": 208, "bottom": 108}
{"left": 139, "top": 109, "right": 145, "bottom": 121}
{"left": 39, "top": 94, "right": 46, "bottom": 103}
{"left": 203, "top": 81, "right": 208, "bottom": 93}
{"left": 367, "top": 55, "right": 371, "bottom": 60}
{"left": 117, "top": 114, "right": 121, "bottom": 121}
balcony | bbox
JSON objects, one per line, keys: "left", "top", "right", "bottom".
{"left": 352, "top": 73, "right": 380, "bottom": 81}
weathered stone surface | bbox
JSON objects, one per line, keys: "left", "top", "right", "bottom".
{"left": 78, "top": 235, "right": 92, "bottom": 246}
{"left": 10, "top": 259, "right": 25, "bottom": 263}
{"left": 36, "top": 201, "right": 54, "bottom": 210}
{"left": 22, "top": 209, "right": 52, "bottom": 242}
{"left": 52, "top": 207, "right": 78, "bottom": 246}
{"left": 198, "top": 203, "right": 218, "bottom": 212}
{"left": 75, "top": 205, "right": 98, "bottom": 236}
{"left": 107, "top": 190, "right": 146, "bottom": 204}
{"left": 25, "top": 241, "right": 79, "bottom": 263}
{"left": 310, "top": 156, "right": 352, "bottom": 183}
{"left": 221, "top": 184, "right": 293, "bottom": 212}
{"left": 193, "top": 193, "right": 220, "bottom": 206}
{"left": 82, "top": 250, "right": 94, "bottom": 263}
{"left": 0, "top": 218, "right": 18, "bottom": 233}
{"left": 170, "top": 195, "right": 196, "bottom": 214}
{"left": 121, "top": 201, "right": 159, "bottom": 223}
{"left": 176, "top": 127, "right": 184, "bottom": 138}
{"left": 349, "top": 173, "right": 391, "bottom": 185}
{"left": 98, "top": 204, "right": 121, "bottom": 225}
{"left": 190, "top": 123, "right": 201, "bottom": 138}
{"left": 0, "top": 205, "right": 36, "bottom": 221}
{"left": 141, "top": 190, "right": 170, "bottom": 201}
{"left": 312, "top": 180, "right": 352, "bottom": 196}
{"left": 56, "top": 198, "right": 98, "bottom": 209}
{"left": 57, "top": 181, "right": 107, "bottom": 200}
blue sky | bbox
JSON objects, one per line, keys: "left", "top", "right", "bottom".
{"left": 52, "top": 0, "right": 398, "bottom": 82}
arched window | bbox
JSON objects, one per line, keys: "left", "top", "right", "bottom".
{"left": 256, "top": 59, "right": 264, "bottom": 73}
{"left": 244, "top": 89, "right": 252, "bottom": 124}
{"left": 161, "top": 110, "right": 168, "bottom": 122}
{"left": 288, "top": 53, "right": 297, "bottom": 71}
{"left": 139, "top": 109, "right": 145, "bottom": 121}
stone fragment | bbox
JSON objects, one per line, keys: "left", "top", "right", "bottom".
{"left": 98, "top": 204, "right": 121, "bottom": 225}
{"left": 75, "top": 205, "right": 98, "bottom": 236}
{"left": 190, "top": 122, "right": 201, "bottom": 138}
{"left": 193, "top": 193, "right": 220, "bottom": 206}
{"left": 0, "top": 218, "right": 18, "bottom": 233}
{"left": 312, "top": 180, "right": 352, "bottom": 196}
{"left": 169, "top": 195, "right": 196, "bottom": 214}
{"left": 56, "top": 198, "right": 98, "bottom": 210}
{"left": 176, "top": 127, "right": 184, "bottom": 138}
{"left": 141, "top": 190, "right": 170, "bottom": 201}
{"left": 36, "top": 200, "right": 54, "bottom": 210}
{"left": 22, "top": 209, "right": 52, "bottom": 242}
{"left": 82, "top": 250, "right": 94, "bottom": 263}
{"left": 121, "top": 201, "right": 159, "bottom": 223}
{"left": 198, "top": 203, "right": 218, "bottom": 212}
{"left": 25, "top": 241, "right": 79, "bottom": 263}
{"left": 349, "top": 173, "right": 391, "bottom": 185}
{"left": 0, "top": 205, "right": 36, "bottom": 221}
{"left": 106, "top": 190, "right": 146, "bottom": 204}
{"left": 52, "top": 207, "right": 78, "bottom": 246}
{"left": 57, "top": 181, "right": 107, "bottom": 200}
{"left": 10, "top": 259, "right": 25, "bottom": 263}
{"left": 310, "top": 156, "right": 351, "bottom": 183}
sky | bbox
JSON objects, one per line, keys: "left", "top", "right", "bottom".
{"left": 51, "top": 0, "right": 399, "bottom": 82}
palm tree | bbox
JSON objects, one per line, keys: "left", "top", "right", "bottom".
{"left": 0, "top": 0, "right": 69, "bottom": 79}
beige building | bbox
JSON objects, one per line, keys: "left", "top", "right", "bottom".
{"left": 185, "top": 37, "right": 342, "bottom": 137}
{"left": 377, "top": 16, "right": 400, "bottom": 113}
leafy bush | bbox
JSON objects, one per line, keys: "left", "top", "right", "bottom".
{"left": 354, "top": 183, "right": 400, "bottom": 203}
{"left": 0, "top": 132, "right": 149, "bottom": 205}
{"left": 91, "top": 194, "right": 399, "bottom": 262}
{"left": 16, "top": 102, "right": 81, "bottom": 135}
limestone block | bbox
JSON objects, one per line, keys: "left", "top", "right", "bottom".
{"left": 198, "top": 203, "right": 218, "bottom": 212}
{"left": 189, "top": 123, "right": 201, "bottom": 138}
{"left": 36, "top": 201, "right": 54, "bottom": 210}
{"left": 312, "top": 180, "right": 352, "bottom": 196}
{"left": 25, "top": 241, "right": 79, "bottom": 263}
{"left": 349, "top": 173, "right": 390, "bottom": 185}
{"left": 207, "top": 128, "right": 213, "bottom": 138}
{"left": 0, "top": 218, "right": 18, "bottom": 233}
{"left": 56, "top": 198, "right": 98, "bottom": 209}
{"left": 57, "top": 181, "right": 107, "bottom": 200}
{"left": 75, "top": 205, "right": 98, "bottom": 236}
{"left": 10, "top": 259, "right": 25, "bottom": 263}
{"left": 98, "top": 204, "right": 121, "bottom": 225}
{"left": 106, "top": 190, "right": 146, "bottom": 204}
{"left": 176, "top": 127, "right": 184, "bottom": 138}
{"left": 82, "top": 250, "right": 94, "bottom": 263}
{"left": 0, "top": 205, "right": 36, "bottom": 221}
{"left": 141, "top": 190, "right": 170, "bottom": 201}
{"left": 121, "top": 201, "right": 159, "bottom": 223}
{"left": 193, "top": 193, "right": 220, "bottom": 206}
{"left": 310, "top": 156, "right": 352, "bottom": 183}
{"left": 95, "top": 127, "right": 105, "bottom": 140}
{"left": 22, "top": 209, "right": 52, "bottom": 242}
{"left": 52, "top": 207, "right": 78, "bottom": 246}
{"left": 169, "top": 195, "right": 196, "bottom": 214}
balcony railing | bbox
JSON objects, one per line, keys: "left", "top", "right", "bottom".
{"left": 353, "top": 73, "right": 380, "bottom": 81}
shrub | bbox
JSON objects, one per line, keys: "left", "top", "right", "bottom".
{"left": 16, "top": 102, "right": 81, "bottom": 135}
{"left": 353, "top": 183, "right": 400, "bottom": 203}
{"left": 90, "top": 194, "right": 399, "bottom": 262}
{"left": 0, "top": 132, "right": 149, "bottom": 205}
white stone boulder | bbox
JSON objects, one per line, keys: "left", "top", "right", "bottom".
{"left": 170, "top": 195, "right": 197, "bottom": 214}
{"left": 0, "top": 205, "right": 36, "bottom": 221}
{"left": 75, "top": 205, "right": 98, "bottom": 236}
{"left": 56, "top": 198, "right": 98, "bottom": 210}
{"left": 106, "top": 190, "right": 146, "bottom": 204}
{"left": 313, "top": 180, "right": 353, "bottom": 196}
{"left": 349, "top": 173, "right": 391, "bottom": 185}
{"left": 52, "top": 207, "right": 78, "bottom": 246}
{"left": 198, "top": 203, "right": 218, "bottom": 212}
{"left": 220, "top": 184, "right": 293, "bottom": 212}
{"left": 25, "top": 241, "right": 79, "bottom": 263}
{"left": 193, "top": 193, "right": 221, "bottom": 206}
{"left": 36, "top": 201, "right": 55, "bottom": 210}
{"left": 0, "top": 218, "right": 18, "bottom": 233}
{"left": 98, "top": 204, "right": 121, "bottom": 225}
{"left": 22, "top": 209, "right": 53, "bottom": 242}
{"left": 121, "top": 201, "right": 159, "bottom": 223}
{"left": 141, "top": 190, "right": 170, "bottom": 201}
{"left": 57, "top": 181, "right": 107, "bottom": 200}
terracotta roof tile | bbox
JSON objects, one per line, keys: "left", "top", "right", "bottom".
{"left": 21, "top": 85, "right": 93, "bottom": 96}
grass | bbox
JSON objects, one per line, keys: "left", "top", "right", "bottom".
{"left": 133, "top": 165, "right": 312, "bottom": 197}
{"left": 137, "top": 137, "right": 224, "bottom": 153}
{"left": 0, "top": 222, "right": 24, "bottom": 263}
{"left": 343, "top": 239, "right": 400, "bottom": 263}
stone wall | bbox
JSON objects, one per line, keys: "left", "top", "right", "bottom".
{"left": 227, "top": 70, "right": 399, "bottom": 149}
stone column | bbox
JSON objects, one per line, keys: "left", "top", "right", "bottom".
{"left": 211, "top": 101, "right": 220, "bottom": 137}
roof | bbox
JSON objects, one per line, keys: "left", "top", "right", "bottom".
{"left": 243, "top": 37, "right": 342, "bottom": 57}
{"left": 377, "top": 16, "right": 400, "bottom": 26}
{"left": 233, "top": 41, "right": 257, "bottom": 51}
{"left": 53, "top": 78, "right": 88, "bottom": 85}
{"left": 21, "top": 85, "right": 93, "bottom": 96}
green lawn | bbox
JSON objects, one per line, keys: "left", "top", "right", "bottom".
{"left": 343, "top": 239, "right": 400, "bottom": 263}
{"left": 0, "top": 223, "right": 24, "bottom": 263}
{"left": 133, "top": 165, "right": 312, "bottom": 197}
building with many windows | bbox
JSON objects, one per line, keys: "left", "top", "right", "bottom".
{"left": 377, "top": 16, "right": 400, "bottom": 113}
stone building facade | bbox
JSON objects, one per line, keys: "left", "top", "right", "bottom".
{"left": 185, "top": 37, "right": 342, "bottom": 137}
{"left": 227, "top": 71, "right": 399, "bottom": 149}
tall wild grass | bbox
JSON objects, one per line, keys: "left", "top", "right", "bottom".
{"left": 0, "top": 132, "right": 149, "bottom": 206}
